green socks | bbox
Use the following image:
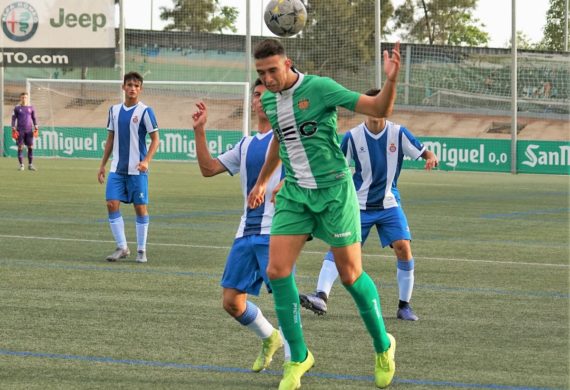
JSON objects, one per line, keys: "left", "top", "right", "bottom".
{"left": 270, "top": 274, "right": 308, "bottom": 362}
{"left": 344, "top": 271, "right": 391, "bottom": 353}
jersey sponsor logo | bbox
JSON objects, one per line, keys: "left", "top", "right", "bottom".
{"left": 2, "top": 2, "right": 39, "bottom": 42}
{"left": 132, "top": 115, "right": 139, "bottom": 124}
{"left": 297, "top": 98, "right": 309, "bottom": 110}
{"left": 389, "top": 143, "right": 397, "bottom": 153}
{"left": 298, "top": 121, "right": 317, "bottom": 137}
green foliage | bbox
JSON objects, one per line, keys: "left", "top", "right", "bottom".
{"left": 539, "top": 0, "right": 569, "bottom": 51}
{"left": 393, "top": 0, "right": 489, "bottom": 46}
{"left": 295, "top": 0, "right": 394, "bottom": 76}
{"left": 159, "top": 0, "right": 238, "bottom": 33}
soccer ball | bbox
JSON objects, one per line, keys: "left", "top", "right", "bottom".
{"left": 264, "top": 0, "right": 307, "bottom": 37}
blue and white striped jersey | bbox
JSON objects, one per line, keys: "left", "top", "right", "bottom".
{"left": 106, "top": 102, "right": 159, "bottom": 175}
{"left": 342, "top": 120, "right": 425, "bottom": 210}
{"left": 217, "top": 131, "right": 284, "bottom": 238}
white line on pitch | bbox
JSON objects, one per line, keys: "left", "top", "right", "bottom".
{"left": 0, "top": 234, "right": 567, "bottom": 268}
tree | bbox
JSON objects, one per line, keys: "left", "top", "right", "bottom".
{"left": 539, "top": 0, "right": 569, "bottom": 51}
{"left": 393, "top": 0, "right": 489, "bottom": 46}
{"left": 505, "top": 31, "right": 537, "bottom": 50}
{"left": 159, "top": 0, "right": 238, "bottom": 33}
{"left": 295, "top": 0, "right": 394, "bottom": 78}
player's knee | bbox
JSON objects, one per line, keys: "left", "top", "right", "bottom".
{"left": 222, "top": 299, "right": 242, "bottom": 317}
{"left": 106, "top": 201, "right": 120, "bottom": 212}
{"left": 338, "top": 265, "right": 361, "bottom": 285}
{"left": 392, "top": 239, "right": 412, "bottom": 258}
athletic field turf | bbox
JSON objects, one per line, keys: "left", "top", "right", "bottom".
{"left": 0, "top": 158, "right": 568, "bottom": 390}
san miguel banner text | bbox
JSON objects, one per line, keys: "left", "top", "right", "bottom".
{"left": 0, "top": 0, "right": 115, "bottom": 67}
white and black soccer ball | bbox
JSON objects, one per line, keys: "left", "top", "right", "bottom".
{"left": 264, "top": 0, "right": 307, "bottom": 37}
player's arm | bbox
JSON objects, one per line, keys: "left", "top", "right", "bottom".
{"left": 98, "top": 131, "right": 114, "bottom": 184}
{"left": 11, "top": 108, "right": 18, "bottom": 139}
{"left": 421, "top": 149, "right": 438, "bottom": 170}
{"left": 192, "top": 102, "right": 227, "bottom": 177}
{"left": 247, "top": 136, "right": 280, "bottom": 209}
{"left": 354, "top": 42, "right": 400, "bottom": 118}
{"left": 31, "top": 107, "right": 39, "bottom": 136}
{"left": 138, "top": 131, "right": 160, "bottom": 172}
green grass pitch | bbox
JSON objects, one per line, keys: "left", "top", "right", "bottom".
{"left": 0, "top": 158, "right": 568, "bottom": 389}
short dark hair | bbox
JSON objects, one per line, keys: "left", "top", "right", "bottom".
{"left": 20, "top": 92, "right": 28, "bottom": 97}
{"left": 123, "top": 71, "right": 143, "bottom": 85}
{"left": 365, "top": 88, "right": 381, "bottom": 97}
{"left": 251, "top": 78, "right": 264, "bottom": 94}
{"left": 254, "top": 39, "right": 286, "bottom": 59}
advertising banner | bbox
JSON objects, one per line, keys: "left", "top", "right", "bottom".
{"left": 0, "top": 0, "right": 115, "bottom": 67}
{"left": 403, "top": 137, "right": 569, "bottom": 175}
{"left": 2, "top": 126, "right": 243, "bottom": 160}
{"left": 3, "top": 129, "right": 568, "bottom": 175}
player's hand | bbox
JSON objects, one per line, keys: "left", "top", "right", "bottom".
{"left": 137, "top": 160, "right": 149, "bottom": 173}
{"left": 192, "top": 102, "right": 207, "bottom": 133}
{"left": 424, "top": 153, "right": 439, "bottom": 171}
{"left": 97, "top": 166, "right": 106, "bottom": 184}
{"left": 11, "top": 128, "right": 18, "bottom": 140}
{"left": 270, "top": 180, "right": 284, "bottom": 203}
{"left": 248, "top": 183, "right": 266, "bottom": 209}
{"left": 383, "top": 41, "right": 400, "bottom": 82}
{"left": 33, "top": 129, "right": 39, "bottom": 138}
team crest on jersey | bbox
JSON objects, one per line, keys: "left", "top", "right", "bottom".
{"left": 132, "top": 115, "right": 139, "bottom": 123}
{"left": 389, "top": 143, "right": 397, "bottom": 153}
{"left": 297, "top": 99, "right": 309, "bottom": 110}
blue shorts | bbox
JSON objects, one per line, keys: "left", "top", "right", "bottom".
{"left": 361, "top": 207, "right": 411, "bottom": 248}
{"left": 220, "top": 234, "right": 271, "bottom": 295}
{"left": 106, "top": 172, "right": 149, "bottom": 205}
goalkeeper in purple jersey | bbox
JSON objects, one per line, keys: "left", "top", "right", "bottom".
{"left": 11, "top": 92, "right": 39, "bottom": 171}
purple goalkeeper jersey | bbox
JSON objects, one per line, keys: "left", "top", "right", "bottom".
{"left": 12, "top": 105, "right": 37, "bottom": 132}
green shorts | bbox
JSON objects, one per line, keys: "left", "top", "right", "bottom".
{"left": 271, "top": 177, "right": 361, "bottom": 247}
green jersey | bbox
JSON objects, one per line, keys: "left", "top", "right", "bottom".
{"left": 261, "top": 73, "right": 360, "bottom": 189}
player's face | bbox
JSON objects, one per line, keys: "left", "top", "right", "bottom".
{"left": 122, "top": 79, "right": 142, "bottom": 102}
{"left": 19, "top": 94, "right": 29, "bottom": 105}
{"left": 252, "top": 84, "right": 268, "bottom": 120}
{"left": 255, "top": 55, "right": 292, "bottom": 93}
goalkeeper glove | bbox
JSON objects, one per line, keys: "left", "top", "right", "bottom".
{"left": 11, "top": 128, "right": 18, "bottom": 140}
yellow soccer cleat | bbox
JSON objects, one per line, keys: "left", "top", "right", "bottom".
{"left": 375, "top": 333, "right": 396, "bottom": 388}
{"left": 278, "top": 350, "right": 314, "bottom": 390}
{"left": 252, "top": 329, "right": 283, "bottom": 372}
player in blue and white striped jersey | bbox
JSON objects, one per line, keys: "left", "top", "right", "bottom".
{"left": 191, "top": 80, "right": 287, "bottom": 373}
{"left": 97, "top": 72, "right": 160, "bottom": 264}
{"left": 300, "top": 88, "right": 438, "bottom": 321}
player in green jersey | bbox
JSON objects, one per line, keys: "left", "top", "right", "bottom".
{"left": 247, "top": 38, "right": 401, "bottom": 390}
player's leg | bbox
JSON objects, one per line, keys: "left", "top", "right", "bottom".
{"left": 332, "top": 243, "right": 396, "bottom": 388}
{"left": 299, "top": 249, "right": 337, "bottom": 315}
{"left": 267, "top": 234, "right": 314, "bottom": 389}
{"left": 392, "top": 240, "right": 418, "bottom": 321}
{"left": 377, "top": 207, "right": 418, "bottom": 321}
{"left": 105, "top": 173, "right": 129, "bottom": 261}
{"left": 25, "top": 133, "right": 35, "bottom": 170}
{"left": 222, "top": 235, "right": 283, "bottom": 371}
{"left": 130, "top": 175, "right": 149, "bottom": 263}
{"left": 223, "top": 288, "right": 283, "bottom": 372}
{"left": 16, "top": 135, "right": 24, "bottom": 170}
{"left": 300, "top": 213, "right": 375, "bottom": 315}
{"left": 321, "top": 181, "right": 394, "bottom": 388}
